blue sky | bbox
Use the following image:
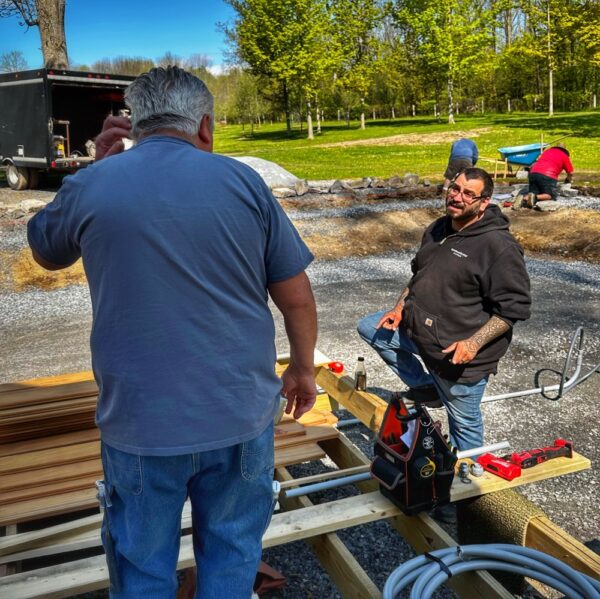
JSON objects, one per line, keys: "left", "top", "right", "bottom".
{"left": 0, "top": 0, "right": 235, "bottom": 71}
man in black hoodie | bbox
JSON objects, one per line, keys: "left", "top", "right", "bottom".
{"left": 358, "top": 168, "right": 531, "bottom": 452}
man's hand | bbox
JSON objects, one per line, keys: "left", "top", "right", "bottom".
{"left": 442, "top": 339, "right": 479, "bottom": 365}
{"left": 376, "top": 307, "right": 403, "bottom": 331}
{"left": 442, "top": 316, "right": 511, "bottom": 365}
{"left": 94, "top": 115, "right": 132, "bottom": 161}
{"left": 564, "top": 174, "right": 573, "bottom": 184}
{"left": 281, "top": 364, "right": 317, "bottom": 420}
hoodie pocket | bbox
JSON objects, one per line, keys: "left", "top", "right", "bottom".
{"left": 410, "top": 303, "right": 443, "bottom": 351}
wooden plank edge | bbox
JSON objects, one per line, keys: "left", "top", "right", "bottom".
{"left": 525, "top": 514, "right": 600, "bottom": 579}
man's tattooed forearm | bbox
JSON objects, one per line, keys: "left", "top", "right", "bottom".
{"left": 395, "top": 287, "right": 409, "bottom": 310}
{"left": 467, "top": 316, "right": 510, "bottom": 351}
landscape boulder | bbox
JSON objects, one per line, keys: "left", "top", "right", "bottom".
{"left": 329, "top": 180, "right": 354, "bottom": 193}
{"left": 536, "top": 201, "right": 561, "bottom": 212}
{"left": 271, "top": 187, "right": 296, "bottom": 199}
{"left": 294, "top": 179, "right": 310, "bottom": 196}
{"left": 387, "top": 176, "right": 405, "bottom": 189}
{"left": 403, "top": 173, "right": 420, "bottom": 186}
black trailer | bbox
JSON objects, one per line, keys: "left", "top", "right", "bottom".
{"left": 0, "top": 68, "right": 135, "bottom": 190}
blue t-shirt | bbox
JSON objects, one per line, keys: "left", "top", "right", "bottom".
{"left": 28, "top": 136, "right": 314, "bottom": 456}
{"left": 449, "top": 138, "right": 478, "bottom": 164}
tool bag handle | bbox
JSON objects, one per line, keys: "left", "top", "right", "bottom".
{"left": 371, "top": 455, "right": 406, "bottom": 490}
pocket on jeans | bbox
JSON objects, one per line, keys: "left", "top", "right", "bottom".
{"left": 241, "top": 423, "right": 275, "bottom": 481}
{"left": 101, "top": 442, "right": 143, "bottom": 495}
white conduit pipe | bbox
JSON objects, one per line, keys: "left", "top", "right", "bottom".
{"left": 482, "top": 326, "right": 591, "bottom": 403}
{"left": 282, "top": 441, "right": 509, "bottom": 499}
{"left": 383, "top": 544, "right": 600, "bottom": 599}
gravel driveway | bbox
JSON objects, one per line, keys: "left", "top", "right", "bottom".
{"left": 1, "top": 188, "right": 598, "bottom": 599}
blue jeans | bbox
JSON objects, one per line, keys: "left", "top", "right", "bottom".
{"left": 100, "top": 422, "right": 275, "bottom": 599}
{"left": 358, "top": 311, "right": 487, "bottom": 451}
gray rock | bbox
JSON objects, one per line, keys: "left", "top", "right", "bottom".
{"left": 17, "top": 199, "right": 47, "bottom": 213}
{"left": 371, "top": 178, "right": 389, "bottom": 188}
{"left": 403, "top": 173, "right": 419, "bottom": 186}
{"left": 232, "top": 156, "right": 299, "bottom": 188}
{"left": 535, "top": 200, "right": 561, "bottom": 212}
{"left": 329, "top": 180, "right": 353, "bottom": 193}
{"left": 307, "top": 180, "right": 336, "bottom": 191}
{"left": 294, "top": 179, "right": 310, "bottom": 196}
{"left": 559, "top": 188, "right": 579, "bottom": 198}
{"left": 344, "top": 178, "right": 370, "bottom": 190}
{"left": 271, "top": 187, "right": 296, "bottom": 199}
{"left": 388, "top": 176, "right": 405, "bottom": 189}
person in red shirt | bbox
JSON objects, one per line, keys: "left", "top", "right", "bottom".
{"left": 520, "top": 143, "right": 574, "bottom": 208}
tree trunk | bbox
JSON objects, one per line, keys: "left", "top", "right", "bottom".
{"left": 360, "top": 97, "right": 365, "bottom": 130}
{"left": 547, "top": 2, "right": 554, "bottom": 117}
{"left": 306, "top": 100, "right": 314, "bottom": 140}
{"left": 504, "top": 8, "right": 513, "bottom": 47}
{"left": 316, "top": 100, "right": 321, "bottom": 134}
{"left": 447, "top": 77, "right": 455, "bottom": 124}
{"left": 37, "top": 0, "right": 69, "bottom": 68}
{"left": 283, "top": 82, "right": 291, "bottom": 134}
{"left": 391, "top": 106, "right": 395, "bottom": 119}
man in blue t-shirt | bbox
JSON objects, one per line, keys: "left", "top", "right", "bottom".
{"left": 443, "top": 138, "right": 479, "bottom": 191}
{"left": 28, "top": 66, "right": 318, "bottom": 598}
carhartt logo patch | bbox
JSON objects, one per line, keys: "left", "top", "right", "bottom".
{"left": 451, "top": 248, "right": 468, "bottom": 258}
{"left": 425, "top": 318, "right": 433, "bottom": 326}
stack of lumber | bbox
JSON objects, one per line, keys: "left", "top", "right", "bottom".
{"left": 0, "top": 372, "right": 98, "bottom": 444}
{"left": 0, "top": 371, "right": 338, "bottom": 526}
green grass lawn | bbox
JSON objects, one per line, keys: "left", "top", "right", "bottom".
{"left": 213, "top": 111, "right": 600, "bottom": 183}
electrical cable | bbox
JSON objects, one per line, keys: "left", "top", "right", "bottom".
{"left": 383, "top": 544, "right": 600, "bottom": 599}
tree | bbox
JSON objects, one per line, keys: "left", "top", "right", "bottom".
{"left": 0, "top": 49, "right": 28, "bottom": 72}
{"left": 392, "top": 0, "right": 493, "bottom": 123}
{"left": 223, "top": 0, "right": 341, "bottom": 137}
{"left": 89, "top": 56, "right": 155, "bottom": 76}
{"left": 156, "top": 51, "right": 183, "bottom": 68}
{"left": 0, "top": 0, "right": 68, "bottom": 68}
{"left": 331, "top": 0, "right": 381, "bottom": 129}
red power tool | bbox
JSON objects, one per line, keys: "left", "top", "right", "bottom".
{"left": 503, "top": 439, "right": 574, "bottom": 469}
{"left": 477, "top": 453, "right": 521, "bottom": 481}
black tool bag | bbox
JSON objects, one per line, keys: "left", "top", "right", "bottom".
{"left": 371, "top": 397, "right": 457, "bottom": 515}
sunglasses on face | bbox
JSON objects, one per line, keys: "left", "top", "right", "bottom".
{"left": 446, "top": 182, "right": 486, "bottom": 203}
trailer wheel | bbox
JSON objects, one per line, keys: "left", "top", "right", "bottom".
{"left": 6, "top": 165, "right": 31, "bottom": 191}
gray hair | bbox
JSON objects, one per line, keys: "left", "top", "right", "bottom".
{"left": 124, "top": 66, "right": 214, "bottom": 139}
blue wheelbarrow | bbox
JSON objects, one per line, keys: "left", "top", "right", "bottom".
{"left": 498, "top": 134, "right": 572, "bottom": 173}
{"left": 497, "top": 142, "right": 547, "bottom": 169}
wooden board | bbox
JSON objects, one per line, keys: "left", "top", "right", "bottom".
{"left": 450, "top": 453, "right": 591, "bottom": 501}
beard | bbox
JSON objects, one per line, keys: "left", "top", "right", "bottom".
{"left": 445, "top": 198, "right": 483, "bottom": 226}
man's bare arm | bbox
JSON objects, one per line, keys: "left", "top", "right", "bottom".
{"left": 268, "top": 271, "right": 318, "bottom": 419}
{"left": 376, "top": 287, "right": 409, "bottom": 330}
{"left": 442, "top": 315, "right": 511, "bottom": 365}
